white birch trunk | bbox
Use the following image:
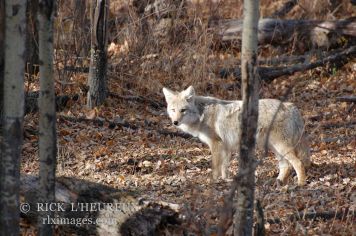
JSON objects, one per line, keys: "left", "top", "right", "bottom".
{"left": 38, "top": 1, "right": 56, "bottom": 235}
{"left": 0, "top": 0, "right": 26, "bottom": 234}
{"left": 0, "top": 0, "right": 4, "bottom": 123}
{"left": 234, "top": 0, "right": 260, "bottom": 235}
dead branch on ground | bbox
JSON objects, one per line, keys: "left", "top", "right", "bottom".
{"left": 25, "top": 92, "right": 79, "bottom": 114}
{"left": 270, "top": 0, "right": 299, "bottom": 18}
{"left": 336, "top": 96, "right": 356, "bottom": 103}
{"left": 108, "top": 92, "right": 164, "bottom": 109}
{"left": 267, "top": 208, "right": 356, "bottom": 224}
{"left": 220, "top": 45, "right": 356, "bottom": 82}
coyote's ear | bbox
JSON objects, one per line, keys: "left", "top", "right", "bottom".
{"left": 162, "top": 87, "right": 176, "bottom": 102}
{"left": 182, "top": 86, "right": 195, "bottom": 101}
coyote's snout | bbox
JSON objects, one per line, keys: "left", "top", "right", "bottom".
{"left": 163, "top": 86, "right": 311, "bottom": 186}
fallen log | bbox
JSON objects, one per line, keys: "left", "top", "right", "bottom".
{"left": 212, "top": 17, "right": 356, "bottom": 48}
{"left": 25, "top": 92, "right": 79, "bottom": 114}
{"left": 336, "top": 96, "right": 356, "bottom": 103}
{"left": 267, "top": 208, "right": 355, "bottom": 224}
{"left": 321, "top": 135, "right": 356, "bottom": 143}
{"left": 220, "top": 45, "right": 356, "bottom": 82}
{"left": 58, "top": 115, "right": 195, "bottom": 140}
{"left": 58, "top": 115, "right": 138, "bottom": 130}
{"left": 224, "top": 52, "right": 311, "bottom": 67}
{"left": 259, "top": 53, "right": 309, "bottom": 66}
{"left": 108, "top": 92, "right": 164, "bottom": 109}
{"left": 320, "top": 119, "right": 356, "bottom": 129}
{"left": 20, "top": 175, "right": 180, "bottom": 235}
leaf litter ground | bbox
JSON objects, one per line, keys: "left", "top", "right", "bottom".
{"left": 20, "top": 61, "right": 356, "bottom": 235}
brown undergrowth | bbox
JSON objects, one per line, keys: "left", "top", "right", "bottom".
{"left": 21, "top": 0, "right": 355, "bottom": 235}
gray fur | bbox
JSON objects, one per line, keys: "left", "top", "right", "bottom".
{"left": 163, "top": 86, "right": 311, "bottom": 186}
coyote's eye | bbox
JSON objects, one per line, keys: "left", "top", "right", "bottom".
{"left": 171, "top": 109, "right": 176, "bottom": 112}
{"left": 180, "top": 108, "right": 187, "bottom": 113}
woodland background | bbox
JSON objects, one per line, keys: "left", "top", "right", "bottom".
{"left": 1, "top": 0, "right": 355, "bottom": 235}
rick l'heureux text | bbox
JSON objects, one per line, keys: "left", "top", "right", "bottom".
{"left": 37, "top": 202, "right": 129, "bottom": 212}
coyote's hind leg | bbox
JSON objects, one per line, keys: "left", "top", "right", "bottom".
{"left": 276, "top": 155, "right": 292, "bottom": 184}
{"left": 283, "top": 152, "right": 306, "bottom": 186}
{"left": 272, "top": 143, "right": 306, "bottom": 186}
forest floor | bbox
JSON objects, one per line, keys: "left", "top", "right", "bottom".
{"left": 20, "top": 0, "right": 356, "bottom": 235}
{"left": 21, "top": 59, "right": 355, "bottom": 235}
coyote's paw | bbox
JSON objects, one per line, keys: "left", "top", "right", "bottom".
{"left": 276, "top": 179, "right": 283, "bottom": 188}
{"left": 297, "top": 178, "right": 306, "bottom": 187}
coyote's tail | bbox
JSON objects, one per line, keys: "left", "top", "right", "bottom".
{"left": 289, "top": 104, "right": 311, "bottom": 168}
{"left": 295, "top": 135, "right": 311, "bottom": 168}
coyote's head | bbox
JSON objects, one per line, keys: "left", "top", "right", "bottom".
{"left": 162, "top": 86, "right": 200, "bottom": 126}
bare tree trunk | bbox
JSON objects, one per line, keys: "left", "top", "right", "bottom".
{"left": 234, "top": 0, "right": 260, "bottom": 235}
{"left": 0, "top": 0, "right": 26, "bottom": 234}
{"left": 0, "top": 5, "right": 3, "bottom": 223}
{"left": 38, "top": 0, "right": 56, "bottom": 235}
{"left": 0, "top": 0, "right": 4, "bottom": 125}
{"left": 73, "top": 0, "right": 89, "bottom": 57}
{"left": 25, "top": 0, "right": 39, "bottom": 81}
{"left": 87, "top": 0, "right": 109, "bottom": 108}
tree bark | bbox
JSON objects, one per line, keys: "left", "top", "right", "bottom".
{"left": 72, "top": 0, "right": 89, "bottom": 57}
{"left": 234, "top": 0, "right": 259, "bottom": 235}
{"left": 38, "top": 0, "right": 56, "bottom": 235}
{"left": 25, "top": 0, "right": 39, "bottom": 80}
{"left": 0, "top": 0, "right": 4, "bottom": 126}
{"left": 254, "top": 200, "right": 265, "bottom": 236}
{"left": 0, "top": 0, "right": 26, "bottom": 235}
{"left": 87, "top": 0, "right": 109, "bottom": 108}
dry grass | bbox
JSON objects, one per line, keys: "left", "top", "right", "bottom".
{"left": 51, "top": 0, "right": 355, "bottom": 97}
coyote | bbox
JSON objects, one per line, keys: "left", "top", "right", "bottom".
{"left": 163, "top": 86, "right": 311, "bottom": 186}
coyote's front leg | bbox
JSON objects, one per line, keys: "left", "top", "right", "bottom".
{"left": 211, "top": 141, "right": 231, "bottom": 179}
